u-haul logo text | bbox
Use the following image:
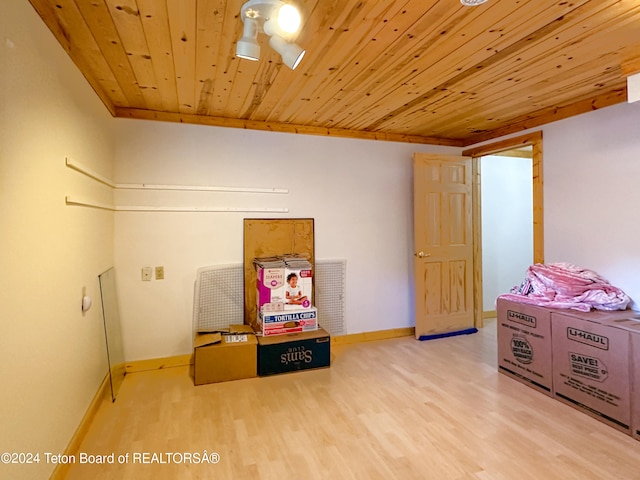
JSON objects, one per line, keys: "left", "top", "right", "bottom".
{"left": 567, "top": 327, "right": 609, "bottom": 350}
{"left": 507, "top": 310, "right": 537, "bottom": 328}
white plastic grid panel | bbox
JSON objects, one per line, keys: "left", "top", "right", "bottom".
{"left": 315, "top": 260, "right": 346, "bottom": 336}
{"left": 193, "top": 264, "right": 244, "bottom": 334}
{"left": 193, "top": 260, "right": 346, "bottom": 336}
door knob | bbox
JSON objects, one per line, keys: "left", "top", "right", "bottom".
{"left": 415, "top": 251, "right": 431, "bottom": 258}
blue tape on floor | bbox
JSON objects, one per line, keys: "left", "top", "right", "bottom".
{"left": 418, "top": 327, "right": 478, "bottom": 341}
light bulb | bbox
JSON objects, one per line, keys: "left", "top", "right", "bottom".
{"left": 277, "top": 4, "right": 301, "bottom": 34}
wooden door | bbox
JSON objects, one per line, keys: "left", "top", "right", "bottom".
{"left": 413, "top": 153, "right": 475, "bottom": 340}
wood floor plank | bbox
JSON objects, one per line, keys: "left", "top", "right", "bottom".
{"left": 63, "top": 319, "right": 640, "bottom": 479}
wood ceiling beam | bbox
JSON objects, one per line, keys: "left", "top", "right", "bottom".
{"left": 114, "top": 107, "right": 464, "bottom": 146}
{"left": 621, "top": 42, "right": 640, "bottom": 76}
{"left": 460, "top": 88, "right": 625, "bottom": 147}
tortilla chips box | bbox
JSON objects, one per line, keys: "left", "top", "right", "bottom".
{"left": 496, "top": 297, "right": 554, "bottom": 396}
{"left": 257, "top": 306, "right": 318, "bottom": 336}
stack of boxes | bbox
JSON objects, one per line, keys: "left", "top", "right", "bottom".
{"left": 192, "top": 253, "right": 331, "bottom": 385}
{"left": 254, "top": 254, "right": 330, "bottom": 376}
{"left": 254, "top": 255, "right": 318, "bottom": 335}
{"left": 193, "top": 219, "right": 331, "bottom": 386}
{"left": 497, "top": 297, "right": 640, "bottom": 440}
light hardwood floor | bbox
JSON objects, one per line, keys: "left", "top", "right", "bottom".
{"left": 64, "top": 319, "right": 640, "bottom": 479}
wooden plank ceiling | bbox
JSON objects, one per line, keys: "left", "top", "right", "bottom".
{"left": 27, "top": 0, "right": 640, "bottom": 146}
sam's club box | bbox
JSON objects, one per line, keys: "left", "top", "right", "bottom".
{"left": 496, "top": 298, "right": 554, "bottom": 396}
{"left": 551, "top": 311, "right": 632, "bottom": 434}
{"left": 257, "top": 328, "right": 330, "bottom": 376}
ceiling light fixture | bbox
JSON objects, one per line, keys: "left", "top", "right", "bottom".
{"left": 460, "top": 0, "right": 488, "bottom": 5}
{"left": 236, "top": 0, "right": 306, "bottom": 70}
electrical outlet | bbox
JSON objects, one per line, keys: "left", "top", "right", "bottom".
{"left": 155, "top": 266, "right": 165, "bottom": 280}
{"left": 142, "top": 267, "right": 153, "bottom": 281}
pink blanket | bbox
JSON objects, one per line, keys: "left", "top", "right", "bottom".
{"left": 498, "top": 263, "right": 630, "bottom": 312}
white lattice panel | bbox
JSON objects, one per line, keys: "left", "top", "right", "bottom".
{"left": 315, "top": 260, "right": 346, "bottom": 336}
{"left": 193, "top": 260, "right": 346, "bottom": 337}
{"left": 193, "top": 264, "right": 244, "bottom": 334}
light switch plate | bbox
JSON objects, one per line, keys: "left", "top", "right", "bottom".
{"left": 142, "top": 267, "right": 153, "bottom": 281}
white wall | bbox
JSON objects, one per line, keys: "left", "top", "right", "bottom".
{"left": 543, "top": 101, "right": 640, "bottom": 310}
{"left": 113, "top": 121, "right": 459, "bottom": 361}
{"left": 0, "top": 3, "right": 115, "bottom": 479}
{"left": 481, "top": 155, "right": 533, "bottom": 309}
{"left": 113, "top": 100, "right": 640, "bottom": 363}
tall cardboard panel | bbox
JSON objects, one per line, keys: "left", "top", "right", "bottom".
{"left": 243, "top": 219, "right": 314, "bottom": 327}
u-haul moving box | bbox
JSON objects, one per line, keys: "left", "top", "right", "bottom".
{"left": 606, "top": 315, "right": 640, "bottom": 440}
{"left": 632, "top": 327, "right": 640, "bottom": 441}
{"left": 496, "top": 298, "right": 554, "bottom": 396}
{"left": 551, "top": 311, "right": 632, "bottom": 434}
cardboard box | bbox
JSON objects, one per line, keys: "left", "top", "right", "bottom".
{"left": 496, "top": 298, "right": 554, "bottom": 396}
{"left": 551, "top": 311, "right": 632, "bottom": 433}
{"left": 257, "top": 328, "right": 330, "bottom": 376}
{"left": 632, "top": 327, "right": 640, "bottom": 440}
{"left": 606, "top": 315, "right": 640, "bottom": 440}
{"left": 243, "top": 219, "right": 315, "bottom": 326}
{"left": 193, "top": 324, "right": 257, "bottom": 385}
{"left": 254, "top": 256, "right": 313, "bottom": 312}
{"left": 550, "top": 308, "right": 638, "bottom": 324}
{"left": 256, "top": 263, "right": 286, "bottom": 313}
{"left": 283, "top": 266, "right": 313, "bottom": 310}
{"left": 257, "top": 307, "right": 318, "bottom": 336}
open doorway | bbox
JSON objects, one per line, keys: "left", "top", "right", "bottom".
{"left": 462, "top": 131, "right": 544, "bottom": 328}
{"left": 479, "top": 146, "right": 533, "bottom": 318}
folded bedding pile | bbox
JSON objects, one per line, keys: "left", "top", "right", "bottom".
{"left": 498, "top": 262, "right": 630, "bottom": 312}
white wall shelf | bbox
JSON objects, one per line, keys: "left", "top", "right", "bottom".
{"left": 65, "top": 157, "right": 289, "bottom": 213}
{"left": 65, "top": 196, "right": 288, "bottom": 213}
{"left": 116, "top": 183, "right": 288, "bottom": 194}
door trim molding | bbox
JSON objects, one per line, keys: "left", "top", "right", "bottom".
{"left": 463, "top": 131, "right": 544, "bottom": 329}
